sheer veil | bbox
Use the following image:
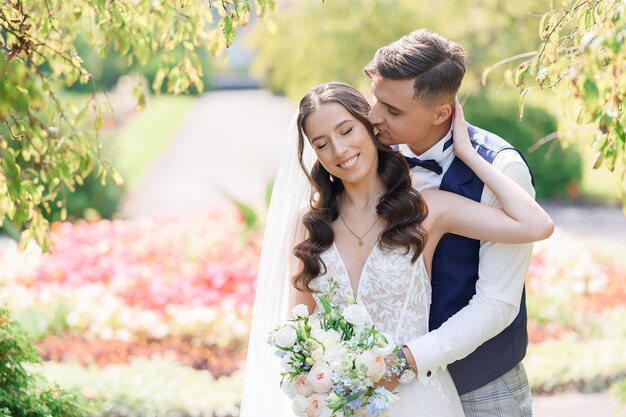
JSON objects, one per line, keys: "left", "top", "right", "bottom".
{"left": 239, "top": 112, "right": 316, "bottom": 417}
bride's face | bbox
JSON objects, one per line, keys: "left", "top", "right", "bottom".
{"left": 304, "top": 102, "right": 378, "bottom": 186}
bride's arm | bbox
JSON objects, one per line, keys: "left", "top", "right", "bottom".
{"left": 427, "top": 99, "right": 554, "bottom": 243}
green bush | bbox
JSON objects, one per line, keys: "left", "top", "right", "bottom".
{"left": 46, "top": 172, "right": 125, "bottom": 222}
{"left": 0, "top": 308, "right": 90, "bottom": 417}
{"left": 463, "top": 93, "right": 582, "bottom": 199}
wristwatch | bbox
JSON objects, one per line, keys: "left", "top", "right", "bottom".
{"left": 396, "top": 346, "right": 416, "bottom": 384}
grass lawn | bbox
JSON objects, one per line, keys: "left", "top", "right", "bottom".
{"left": 107, "top": 95, "right": 197, "bottom": 190}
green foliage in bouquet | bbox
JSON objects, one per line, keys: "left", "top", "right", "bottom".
{"left": 0, "top": 308, "right": 90, "bottom": 417}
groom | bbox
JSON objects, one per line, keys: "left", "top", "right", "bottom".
{"left": 365, "top": 30, "right": 535, "bottom": 416}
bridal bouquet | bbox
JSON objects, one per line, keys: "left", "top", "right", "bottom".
{"left": 267, "top": 281, "right": 403, "bottom": 417}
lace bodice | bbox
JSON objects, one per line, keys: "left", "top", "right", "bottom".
{"left": 309, "top": 242, "right": 431, "bottom": 345}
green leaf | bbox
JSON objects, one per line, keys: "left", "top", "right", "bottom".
{"left": 132, "top": 87, "right": 146, "bottom": 111}
{"left": 74, "top": 105, "right": 88, "bottom": 126}
{"left": 515, "top": 63, "right": 531, "bottom": 89}
{"left": 519, "top": 88, "right": 531, "bottom": 121}
{"left": 221, "top": 190, "right": 259, "bottom": 229}
{"left": 94, "top": 112, "right": 104, "bottom": 131}
{"left": 221, "top": 15, "right": 237, "bottom": 47}
{"left": 535, "top": 67, "right": 551, "bottom": 86}
{"left": 581, "top": 78, "right": 600, "bottom": 110}
{"left": 111, "top": 168, "right": 125, "bottom": 187}
{"left": 265, "top": 180, "right": 274, "bottom": 208}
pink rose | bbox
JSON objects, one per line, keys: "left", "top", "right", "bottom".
{"left": 355, "top": 350, "right": 386, "bottom": 382}
{"left": 307, "top": 393, "right": 332, "bottom": 417}
{"left": 307, "top": 364, "right": 334, "bottom": 393}
{"left": 295, "top": 373, "right": 315, "bottom": 396}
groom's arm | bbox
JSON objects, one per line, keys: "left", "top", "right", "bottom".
{"left": 405, "top": 149, "right": 535, "bottom": 378}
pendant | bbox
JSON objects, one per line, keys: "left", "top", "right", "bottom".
{"left": 358, "top": 239, "right": 363, "bottom": 246}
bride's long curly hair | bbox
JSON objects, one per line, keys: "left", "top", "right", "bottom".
{"left": 293, "top": 82, "right": 429, "bottom": 292}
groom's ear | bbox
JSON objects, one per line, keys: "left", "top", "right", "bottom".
{"left": 432, "top": 102, "right": 453, "bottom": 126}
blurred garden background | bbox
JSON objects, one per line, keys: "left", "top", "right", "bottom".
{"left": 1, "top": 0, "right": 626, "bottom": 416}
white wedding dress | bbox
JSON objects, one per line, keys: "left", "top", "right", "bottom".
{"left": 308, "top": 242, "right": 465, "bottom": 417}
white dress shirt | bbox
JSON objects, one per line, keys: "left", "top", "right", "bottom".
{"left": 402, "top": 131, "right": 535, "bottom": 382}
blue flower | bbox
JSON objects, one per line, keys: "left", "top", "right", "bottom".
{"left": 366, "top": 391, "right": 391, "bottom": 415}
{"left": 333, "top": 385, "right": 346, "bottom": 395}
{"left": 346, "top": 397, "right": 364, "bottom": 410}
{"left": 374, "top": 386, "right": 388, "bottom": 394}
{"left": 274, "top": 350, "right": 287, "bottom": 358}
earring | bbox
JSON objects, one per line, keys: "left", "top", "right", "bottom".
{"left": 329, "top": 174, "right": 334, "bottom": 182}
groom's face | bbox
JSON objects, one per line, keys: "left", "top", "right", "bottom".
{"left": 368, "top": 75, "right": 441, "bottom": 154}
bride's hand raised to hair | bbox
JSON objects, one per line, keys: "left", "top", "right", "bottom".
{"left": 451, "top": 97, "right": 475, "bottom": 160}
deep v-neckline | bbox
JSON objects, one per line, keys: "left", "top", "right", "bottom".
{"left": 332, "top": 242, "right": 378, "bottom": 300}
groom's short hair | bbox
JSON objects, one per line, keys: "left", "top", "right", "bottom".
{"left": 364, "top": 29, "right": 467, "bottom": 102}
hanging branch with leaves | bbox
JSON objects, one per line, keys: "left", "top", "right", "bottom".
{"left": 485, "top": 0, "right": 625, "bottom": 210}
{"left": 0, "top": 0, "right": 275, "bottom": 249}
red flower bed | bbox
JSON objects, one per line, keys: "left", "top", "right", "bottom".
{"left": 36, "top": 335, "right": 246, "bottom": 377}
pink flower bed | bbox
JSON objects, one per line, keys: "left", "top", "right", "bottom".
{"left": 29, "top": 213, "right": 260, "bottom": 309}
{"left": 1, "top": 211, "right": 262, "bottom": 345}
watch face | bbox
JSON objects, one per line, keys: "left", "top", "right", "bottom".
{"left": 398, "top": 369, "right": 416, "bottom": 384}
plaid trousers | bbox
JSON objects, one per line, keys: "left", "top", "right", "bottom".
{"left": 459, "top": 362, "right": 533, "bottom": 417}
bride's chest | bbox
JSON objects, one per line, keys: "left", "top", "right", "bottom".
{"left": 310, "top": 244, "right": 421, "bottom": 305}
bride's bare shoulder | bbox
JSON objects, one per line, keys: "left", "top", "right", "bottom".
{"left": 419, "top": 188, "right": 450, "bottom": 220}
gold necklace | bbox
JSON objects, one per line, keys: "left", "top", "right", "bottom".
{"left": 338, "top": 212, "right": 378, "bottom": 246}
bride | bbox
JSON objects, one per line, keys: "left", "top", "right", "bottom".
{"left": 239, "top": 82, "right": 553, "bottom": 417}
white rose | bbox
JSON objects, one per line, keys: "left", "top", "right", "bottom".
{"left": 307, "top": 363, "right": 335, "bottom": 393}
{"left": 282, "top": 378, "right": 297, "bottom": 399}
{"left": 292, "top": 304, "right": 309, "bottom": 318}
{"left": 281, "top": 354, "right": 295, "bottom": 372}
{"left": 323, "top": 346, "right": 343, "bottom": 365}
{"left": 294, "top": 373, "right": 315, "bottom": 396}
{"left": 311, "top": 347, "right": 325, "bottom": 363}
{"left": 309, "top": 314, "right": 323, "bottom": 331}
{"left": 342, "top": 304, "right": 371, "bottom": 327}
{"left": 307, "top": 393, "right": 333, "bottom": 417}
{"left": 355, "top": 350, "right": 387, "bottom": 382}
{"left": 311, "top": 328, "right": 341, "bottom": 349}
{"left": 292, "top": 394, "right": 309, "bottom": 417}
{"left": 274, "top": 325, "right": 297, "bottom": 348}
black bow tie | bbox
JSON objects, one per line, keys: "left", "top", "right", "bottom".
{"left": 403, "top": 156, "right": 443, "bottom": 174}
{"left": 402, "top": 137, "right": 453, "bottom": 175}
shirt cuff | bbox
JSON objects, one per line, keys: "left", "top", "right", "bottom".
{"left": 405, "top": 333, "right": 446, "bottom": 381}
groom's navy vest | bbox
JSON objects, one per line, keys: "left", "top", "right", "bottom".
{"left": 430, "top": 124, "right": 534, "bottom": 395}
